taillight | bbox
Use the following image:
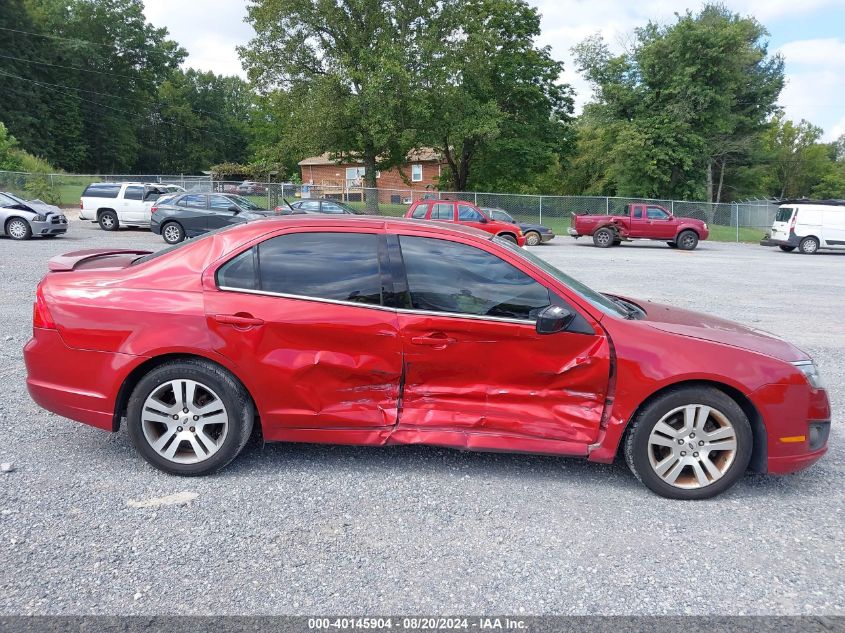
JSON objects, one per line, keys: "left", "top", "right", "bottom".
{"left": 151, "top": 206, "right": 158, "bottom": 214}
{"left": 789, "top": 213, "right": 797, "bottom": 232}
{"left": 32, "top": 286, "right": 56, "bottom": 330}
{"left": 79, "top": 199, "right": 83, "bottom": 210}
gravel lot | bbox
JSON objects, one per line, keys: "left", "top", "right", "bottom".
{"left": 0, "top": 219, "right": 843, "bottom": 615}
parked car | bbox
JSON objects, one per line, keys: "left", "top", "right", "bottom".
{"left": 0, "top": 191, "right": 68, "bottom": 240}
{"left": 150, "top": 192, "right": 272, "bottom": 244}
{"left": 24, "top": 216, "right": 830, "bottom": 499}
{"left": 569, "top": 203, "right": 709, "bottom": 250}
{"left": 79, "top": 182, "right": 170, "bottom": 231}
{"left": 162, "top": 185, "right": 187, "bottom": 194}
{"left": 481, "top": 207, "right": 555, "bottom": 246}
{"left": 760, "top": 199, "right": 845, "bottom": 254}
{"left": 236, "top": 181, "right": 266, "bottom": 195}
{"left": 406, "top": 199, "right": 526, "bottom": 246}
{"left": 277, "top": 199, "right": 358, "bottom": 215}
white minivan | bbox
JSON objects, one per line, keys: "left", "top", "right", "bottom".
{"left": 765, "top": 201, "right": 845, "bottom": 254}
{"left": 79, "top": 182, "right": 170, "bottom": 231}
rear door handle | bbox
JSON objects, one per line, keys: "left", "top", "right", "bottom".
{"left": 411, "top": 334, "right": 456, "bottom": 347}
{"left": 214, "top": 314, "right": 264, "bottom": 327}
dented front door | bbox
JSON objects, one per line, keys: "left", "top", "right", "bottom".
{"left": 397, "top": 314, "right": 611, "bottom": 444}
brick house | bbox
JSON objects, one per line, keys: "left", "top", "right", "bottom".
{"left": 298, "top": 149, "right": 444, "bottom": 203}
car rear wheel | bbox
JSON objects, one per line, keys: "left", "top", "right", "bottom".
{"left": 498, "top": 233, "right": 518, "bottom": 244}
{"left": 779, "top": 245, "right": 796, "bottom": 252}
{"left": 524, "top": 231, "right": 542, "bottom": 246}
{"left": 127, "top": 359, "right": 254, "bottom": 476}
{"left": 799, "top": 236, "right": 819, "bottom": 254}
{"left": 593, "top": 227, "right": 615, "bottom": 248}
{"left": 162, "top": 221, "right": 185, "bottom": 244}
{"left": 98, "top": 210, "right": 118, "bottom": 231}
{"left": 6, "top": 218, "right": 32, "bottom": 241}
{"left": 624, "top": 386, "right": 752, "bottom": 499}
{"left": 677, "top": 230, "right": 699, "bottom": 250}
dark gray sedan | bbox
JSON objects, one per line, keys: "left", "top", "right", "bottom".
{"left": 1, "top": 192, "right": 68, "bottom": 240}
{"left": 482, "top": 207, "right": 555, "bottom": 246}
{"left": 150, "top": 193, "right": 273, "bottom": 244}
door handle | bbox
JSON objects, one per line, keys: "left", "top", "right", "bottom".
{"left": 214, "top": 313, "right": 264, "bottom": 327}
{"left": 411, "top": 334, "right": 456, "bottom": 347}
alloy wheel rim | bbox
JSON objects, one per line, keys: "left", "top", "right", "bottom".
{"left": 8, "top": 220, "right": 27, "bottom": 238}
{"left": 803, "top": 240, "right": 817, "bottom": 253}
{"left": 597, "top": 232, "right": 611, "bottom": 245}
{"left": 681, "top": 234, "right": 695, "bottom": 247}
{"left": 102, "top": 216, "right": 114, "bottom": 228}
{"left": 526, "top": 233, "right": 540, "bottom": 246}
{"left": 647, "top": 404, "right": 737, "bottom": 489}
{"left": 141, "top": 379, "right": 229, "bottom": 464}
{"left": 164, "top": 225, "right": 181, "bottom": 242}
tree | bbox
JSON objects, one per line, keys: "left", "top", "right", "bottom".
{"left": 241, "top": 0, "right": 451, "bottom": 210}
{"left": 574, "top": 4, "right": 784, "bottom": 200}
{"left": 423, "top": 0, "right": 573, "bottom": 192}
{"left": 761, "top": 115, "right": 835, "bottom": 199}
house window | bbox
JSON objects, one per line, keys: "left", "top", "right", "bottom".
{"left": 411, "top": 164, "right": 423, "bottom": 182}
{"left": 346, "top": 167, "right": 365, "bottom": 185}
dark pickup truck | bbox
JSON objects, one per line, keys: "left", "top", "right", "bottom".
{"left": 569, "top": 203, "right": 709, "bottom": 250}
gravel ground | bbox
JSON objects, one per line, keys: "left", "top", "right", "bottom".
{"left": 0, "top": 219, "right": 843, "bottom": 615}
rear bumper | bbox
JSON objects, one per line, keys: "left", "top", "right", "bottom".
{"left": 761, "top": 230, "right": 800, "bottom": 247}
{"left": 568, "top": 228, "right": 580, "bottom": 237}
{"left": 24, "top": 328, "right": 141, "bottom": 432}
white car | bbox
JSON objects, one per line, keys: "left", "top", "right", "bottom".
{"left": 79, "top": 182, "right": 170, "bottom": 231}
{"left": 764, "top": 200, "right": 845, "bottom": 254}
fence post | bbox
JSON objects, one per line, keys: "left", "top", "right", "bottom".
{"left": 539, "top": 196, "right": 543, "bottom": 223}
{"left": 474, "top": 192, "right": 478, "bottom": 205}
{"left": 606, "top": 197, "right": 610, "bottom": 214}
{"left": 671, "top": 200, "right": 675, "bottom": 214}
{"left": 735, "top": 202, "right": 739, "bottom": 243}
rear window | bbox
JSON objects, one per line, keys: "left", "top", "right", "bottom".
{"left": 82, "top": 183, "right": 121, "bottom": 199}
{"left": 776, "top": 207, "right": 794, "bottom": 223}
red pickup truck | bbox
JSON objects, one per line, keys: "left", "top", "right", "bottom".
{"left": 569, "top": 203, "right": 709, "bottom": 250}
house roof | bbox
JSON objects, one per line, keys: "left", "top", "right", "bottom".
{"left": 299, "top": 148, "right": 441, "bottom": 166}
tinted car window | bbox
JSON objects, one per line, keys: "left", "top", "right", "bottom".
{"left": 82, "top": 183, "right": 121, "bottom": 199}
{"left": 257, "top": 233, "right": 382, "bottom": 306}
{"left": 458, "top": 204, "right": 483, "bottom": 221}
{"left": 411, "top": 203, "right": 428, "bottom": 219}
{"left": 183, "top": 194, "right": 207, "bottom": 209}
{"left": 399, "top": 236, "right": 550, "bottom": 321}
{"left": 0, "top": 193, "right": 20, "bottom": 207}
{"left": 124, "top": 186, "right": 143, "bottom": 201}
{"left": 776, "top": 207, "right": 793, "bottom": 222}
{"left": 217, "top": 248, "right": 258, "bottom": 289}
{"left": 431, "top": 203, "right": 454, "bottom": 220}
{"left": 299, "top": 200, "right": 320, "bottom": 211}
{"left": 488, "top": 209, "right": 514, "bottom": 223}
{"left": 647, "top": 206, "right": 668, "bottom": 219}
{"left": 633, "top": 207, "right": 643, "bottom": 219}
{"left": 321, "top": 202, "right": 346, "bottom": 214}
{"left": 210, "top": 195, "right": 235, "bottom": 210}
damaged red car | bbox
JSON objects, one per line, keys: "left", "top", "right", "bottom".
{"left": 24, "top": 217, "right": 830, "bottom": 499}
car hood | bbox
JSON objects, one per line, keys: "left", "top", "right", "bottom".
{"left": 7, "top": 199, "right": 63, "bottom": 216}
{"left": 677, "top": 216, "right": 706, "bottom": 225}
{"left": 519, "top": 222, "right": 552, "bottom": 232}
{"left": 632, "top": 299, "right": 807, "bottom": 362}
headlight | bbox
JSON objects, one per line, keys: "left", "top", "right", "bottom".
{"left": 793, "top": 361, "right": 824, "bottom": 390}
{"left": 703, "top": 223, "right": 708, "bottom": 230}
{"left": 33, "top": 215, "right": 46, "bottom": 222}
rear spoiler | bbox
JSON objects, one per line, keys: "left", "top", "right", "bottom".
{"left": 48, "top": 249, "right": 152, "bottom": 272}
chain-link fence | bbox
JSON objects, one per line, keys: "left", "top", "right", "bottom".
{"left": 0, "top": 171, "right": 778, "bottom": 242}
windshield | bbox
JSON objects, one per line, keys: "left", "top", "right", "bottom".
{"left": 0, "top": 193, "right": 22, "bottom": 206}
{"left": 492, "top": 237, "right": 630, "bottom": 318}
{"left": 229, "top": 195, "right": 264, "bottom": 211}
{"left": 487, "top": 209, "right": 515, "bottom": 223}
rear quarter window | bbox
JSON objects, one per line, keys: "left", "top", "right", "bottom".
{"left": 775, "top": 207, "right": 793, "bottom": 223}
{"left": 82, "top": 183, "right": 121, "bottom": 199}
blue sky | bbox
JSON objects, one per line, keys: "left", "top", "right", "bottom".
{"left": 143, "top": 0, "right": 845, "bottom": 140}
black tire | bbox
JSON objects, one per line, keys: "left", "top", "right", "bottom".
{"left": 126, "top": 359, "right": 254, "bottom": 476}
{"left": 5, "top": 217, "right": 32, "bottom": 240}
{"left": 667, "top": 241, "right": 677, "bottom": 248}
{"left": 779, "top": 245, "right": 796, "bottom": 252}
{"left": 593, "top": 227, "right": 615, "bottom": 248}
{"left": 524, "top": 231, "right": 542, "bottom": 246}
{"left": 624, "top": 386, "right": 752, "bottom": 500}
{"left": 161, "top": 221, "right": 186, "bottom": 245}
{"left": 98, "top": 210, "right": 119, "bottom": 231}
{"left": 498, "top": 233, "right": 518, "bottom": 244}
{"left": 798, "top": 236, "right": 819, "bottom": 255}
{"left": 42, "top": 234, "right": 60, "bottom": 238}
{"left": 676, "top": 230, "right": 699, "bottom": 250}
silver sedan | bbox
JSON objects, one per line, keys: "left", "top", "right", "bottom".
{"left": 0, "top": 192, "right": 68, "bottom": 240}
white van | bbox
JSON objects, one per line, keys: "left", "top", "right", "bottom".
{"left": 765, "top": 201, "right": 845, "bottom": 254}
{"left": 79, "top": 182, "right": 170, "bottom": 231}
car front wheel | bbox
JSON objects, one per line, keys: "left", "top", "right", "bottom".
{"left": 497, "top": 233, "right": 518, "bottom": 244}
{"left": 676, "top": 230, "right": 699, "bottom": 250}
{"left": 6, "top": 218, "right": 32, "bottom": 240}
{"left": 162, "top": 221, "right": 185, "bottom": 244}
{"left": 127, "top": 359, "right": 254, "bottom": 476}
{"left": 624, "top": 386, "right": 752, "bottom": 499}
{"left": 524, "top": 231, "right": 542, "bottom": 246}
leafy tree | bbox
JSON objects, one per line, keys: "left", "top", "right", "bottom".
{"left": 423, "top": 0, "right": 573, "bottom": 192}
{"left": 574, "top": 4, "right": 783, "bottom": 201}
{"left": 0, "top": 123, "right": 24, "bottom": 171}
{"left": 241, "top": 0, "right": 452, "bottom": 210}
{"left": 761, "top": 115, "right": 837, "bottom": 199}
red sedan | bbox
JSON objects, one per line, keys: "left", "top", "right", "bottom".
{"left": 406, "top": 199, "right": 526, "bottom": 246}
{"left": 24, "top": 217, "right": 830, "bottom": 499}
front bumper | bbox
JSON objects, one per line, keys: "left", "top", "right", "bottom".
{"left": 31, "top": 217, "right": 68, "bottom": 236}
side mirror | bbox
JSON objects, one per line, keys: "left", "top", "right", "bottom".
{"left": 535, "top": 305, "right": 575, "bottom": 335}
{"left": 479, "top": 216, "right": 488, "bottom": 224}
{"left": 228, "top": 205, "right": 240, "bottom": 214}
